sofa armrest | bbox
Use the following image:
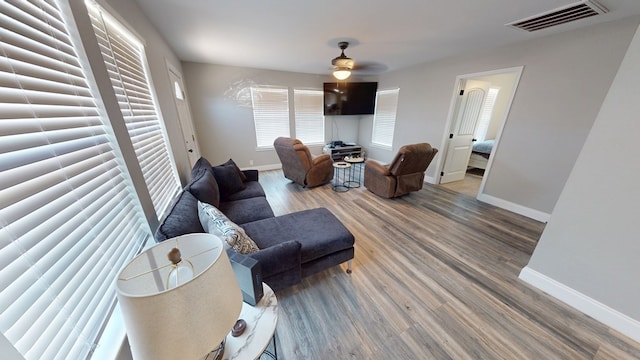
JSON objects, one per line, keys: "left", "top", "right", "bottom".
{"left": 248, "top": 240, "right": 301, "bottom": 278}
{"left": 242, "top": 169, "right": 259, "bottom": 182}
{"left": 312, "top": 153, "right": 332, "bottom": 166}
{"left": 365, "top": 159, "right": 391, "bottom": 176}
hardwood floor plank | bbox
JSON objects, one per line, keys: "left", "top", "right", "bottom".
{"left": 259, "top": 169, "right": 640, "bottom": 359}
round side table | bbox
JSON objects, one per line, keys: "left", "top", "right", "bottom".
{"left": 343, "top": 156, "right": 365, "bottom": 188}
{"left": 332, "top": 161, "right": 351, "bottom": 192}
{"left": 219, "top": 283, "right": 278, "bottom": 360}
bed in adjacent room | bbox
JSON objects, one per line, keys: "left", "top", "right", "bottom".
{"left": 468, "top": 139, "right": 494, "bottom": 169}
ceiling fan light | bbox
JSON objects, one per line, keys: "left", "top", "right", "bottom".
{"left": 333, "top": 67, "right": 351, "bottom": 80}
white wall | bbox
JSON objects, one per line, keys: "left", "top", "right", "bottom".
{"left": 521, "top": 23, "right": 640, "bottom": 342}
{"left": 374, "top": 17, "right": 639, "bottom": 216}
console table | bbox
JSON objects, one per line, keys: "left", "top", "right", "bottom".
{"left": 323, "top": 144, "right": 362, "bottom": 161}
{"left": 218, "top": 283, "right": 278, "bottom": 360}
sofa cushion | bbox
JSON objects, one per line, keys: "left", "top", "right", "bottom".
{"left": 218, "top": 158, "right": 247, "bottom": 182}
{"left": 218, "top": 197, "right": 274, "bottom": 225}
{"left": 198, "top": 201, "right": 258, "bottom": 254}
{"left": 222, "top": 181, "right": 266, "bottom": 202}
{"left": 155, "top": 190, "right": 204, "bottom": 242}
{"left": 241, "top": 208, "right": 354, "bottom": 263}
{"left": 186, "top": 167, "right": 220, "bottom": 207}
{"left": 212, "top": 163, "right": 246, "bottom": 195}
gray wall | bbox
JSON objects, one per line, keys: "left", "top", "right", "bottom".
{"left": 524, "top": 23, "right": 640, "bottom": 332}
{"left": 373, "top": 17, "right": 639, "bottom": 215}
{"left": 182, "top": 63, "right": 375, "bottom": 168}
{"left": 182, "top": 18, "right": 638, "bottom": 217}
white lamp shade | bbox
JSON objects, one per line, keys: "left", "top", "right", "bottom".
{"left": 116, "top": 233, "right": 243, "bottom": 360}
{"left": 333, "top": 68, "right": 351, "bottom": 80}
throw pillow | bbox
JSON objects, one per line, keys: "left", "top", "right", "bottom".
{"left": 218, "top": 158, "right": 247, "bottom": 182}
{"left": 186, "top": 167, "right": 220, "bottom": 207}
{"left": 197, "top": 201, "right": 259, "bottom": 254}
{"left": 191, "top": 157, "right": 213, "bottom": 179}
{"left": 212, "top": 164, "right": 246, "bottom": 194}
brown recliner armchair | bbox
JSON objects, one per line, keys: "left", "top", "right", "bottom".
{"left": 274, "top": 137, "right": 334, "bottom": 187}
{"left": 364, "top": 143, "right": 438, "bottom": 198}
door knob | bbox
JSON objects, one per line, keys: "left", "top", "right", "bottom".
{"left": 188, "top": 149, "right": 194, "bottom": 153}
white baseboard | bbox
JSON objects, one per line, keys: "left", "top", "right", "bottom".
{"left": 519, "top": 266, "right": 640, "bottom": 343}
{"left": 477, "top": 193, "right": 550, "bottom": 223}
{"left": 242, "top": 163, "right": 282, "bottom": 172}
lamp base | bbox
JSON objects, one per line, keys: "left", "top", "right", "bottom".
{"left": 204, "top": 340, "right": 225, "bottom": 360}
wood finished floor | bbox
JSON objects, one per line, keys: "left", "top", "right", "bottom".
{"left": 259, "top": 169, "right": 640, "bottom": 360}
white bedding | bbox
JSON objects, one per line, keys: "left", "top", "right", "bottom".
{"left": 468, "top": 152, "right": 488, "bottom": 169}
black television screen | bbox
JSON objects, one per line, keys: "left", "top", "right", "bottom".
{"left": 323, "top": 82, "right": 378, "bottom": 116}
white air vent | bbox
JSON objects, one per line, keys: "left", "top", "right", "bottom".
{"left": 507, "top": 0, "right": 608, "bottom": 32}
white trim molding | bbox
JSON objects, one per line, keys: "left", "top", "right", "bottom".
{"left": 242, "top": 163, "right": 282, "bottom": 172}
{"left": 477, "top": 193, "right": 551, "bottom": 223}
{"left": 519, "top": 267, "right": 640, "bottom": 343}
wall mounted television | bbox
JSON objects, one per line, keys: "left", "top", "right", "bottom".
{"left": 323, "top": 82, "right": 378, "bottom": 116}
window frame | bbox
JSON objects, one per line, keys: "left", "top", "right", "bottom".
{"left": 0, "top": 1, "right": 154, "bottom": 358}
{"left": 293, "top": 88, "right": 325, "bottom": 145}
{"left": 371, "top": 88, "right": 400, "bottom": 149}
{"left": 250, "top": 86, "right": 291, "bottom": 150}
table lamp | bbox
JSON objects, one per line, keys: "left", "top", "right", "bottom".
{"left": 116, "top": 233, "right": 242, "bottom": 360}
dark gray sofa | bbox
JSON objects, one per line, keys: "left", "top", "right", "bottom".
{"left": 155, "top": 157, "right": 355, "bottom": 291}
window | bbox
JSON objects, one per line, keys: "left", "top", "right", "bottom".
{"left": 251, "top": 87, "right": 290, "bottom": 149}
{"left": 0, "top": 2, "right": 152, "bottom": 359}
{"left": 88, "top": 4, "right": 181, "bottom": 217}
{"left": 294, "top": 89, "right": 325, "bottom": 145}
{"left": 474, "top": 87, "right": 500, "bottom": 142}
{"left": 372, "top": 88, "right": 400, "bottom": 148}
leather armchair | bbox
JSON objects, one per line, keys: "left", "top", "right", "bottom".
{"left": 274, "top": 137, "right": 334, "bottom": 187}
{"left": 364, "top": 143, "right": 438, "bottom": 198}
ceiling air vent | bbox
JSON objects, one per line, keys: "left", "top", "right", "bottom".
{"left": 507, "top": 0, "right": 608, "bottom": 32}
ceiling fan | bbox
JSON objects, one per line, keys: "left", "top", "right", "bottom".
{"left": 331, "top": 41, "right": 355, "bottom": 80}
{"left": 330, "top": 41, "right": 386, "bottom": 80}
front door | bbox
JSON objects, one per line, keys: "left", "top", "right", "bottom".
{"left": 167, "top": 63, "right": 200, "bottom": 166}
{"left": 440, "top": 80, "right": 490, "bottom": 184}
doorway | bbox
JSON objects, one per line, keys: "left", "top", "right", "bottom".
{"left": 437, "top": 67, "right": 523, "bottom": 197}
{"left": 166, "top": 61, "right": 201, "bottom": 166}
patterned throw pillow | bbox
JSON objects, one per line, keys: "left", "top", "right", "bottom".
{"left": 197, "top": 201, "right": 259, "bottom": 254}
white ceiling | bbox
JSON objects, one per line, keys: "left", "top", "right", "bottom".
{"left": 132, "top": 0, "right": 640, "bottom": 76}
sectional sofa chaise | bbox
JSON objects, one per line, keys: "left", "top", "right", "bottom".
{"left": 155, "top": 157, "right": 355, "bottom": 291}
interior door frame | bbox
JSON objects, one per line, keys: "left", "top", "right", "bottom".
{"left": 166, "top": 59, "right": 201, "bottom": 166}
{"left": 434, "top": 66, "right": 524, "bottom": 196}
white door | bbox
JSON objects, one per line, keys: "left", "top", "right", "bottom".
{"left": 167, "top": 63, "right": 200, "bottom": 166}
{"left": 440, "top": 80, "right": 490, "bottom": 184}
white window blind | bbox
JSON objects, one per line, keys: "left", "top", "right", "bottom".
{"left": 251, "top": 87, "right": 290, "bottom": 148}
{"left": 474, "top": 87, "right": 500, "bottom": 142}
{"left": 372, "top": 88, "right": 399, "bottom": 148}
{"left": 294, "top": 89, "right": 324, "bottom": 145}
{"left": 0, "top": 1, "right": 152, "bottom": 359}
{"left": 88, "top": 4, "right": 180, "bottom": 217}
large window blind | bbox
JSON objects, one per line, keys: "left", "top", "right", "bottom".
{"left": 0, "top": 1, "right": 152, "bottom": 359}
{"left": 88, "top": 4, "right": 180, "bottom": 217}
{"left": 372, "top": 88, "right": 400, "bottom": 148}
{"left": 251, "top": 86, "right": 290, "bottom": 148}
{"left": 293, "top": 89, "right": 324, "bottom": 145}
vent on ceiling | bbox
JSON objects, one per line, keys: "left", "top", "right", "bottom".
{"left": 507, "top": 0, "right": 609, "bottom": 32}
